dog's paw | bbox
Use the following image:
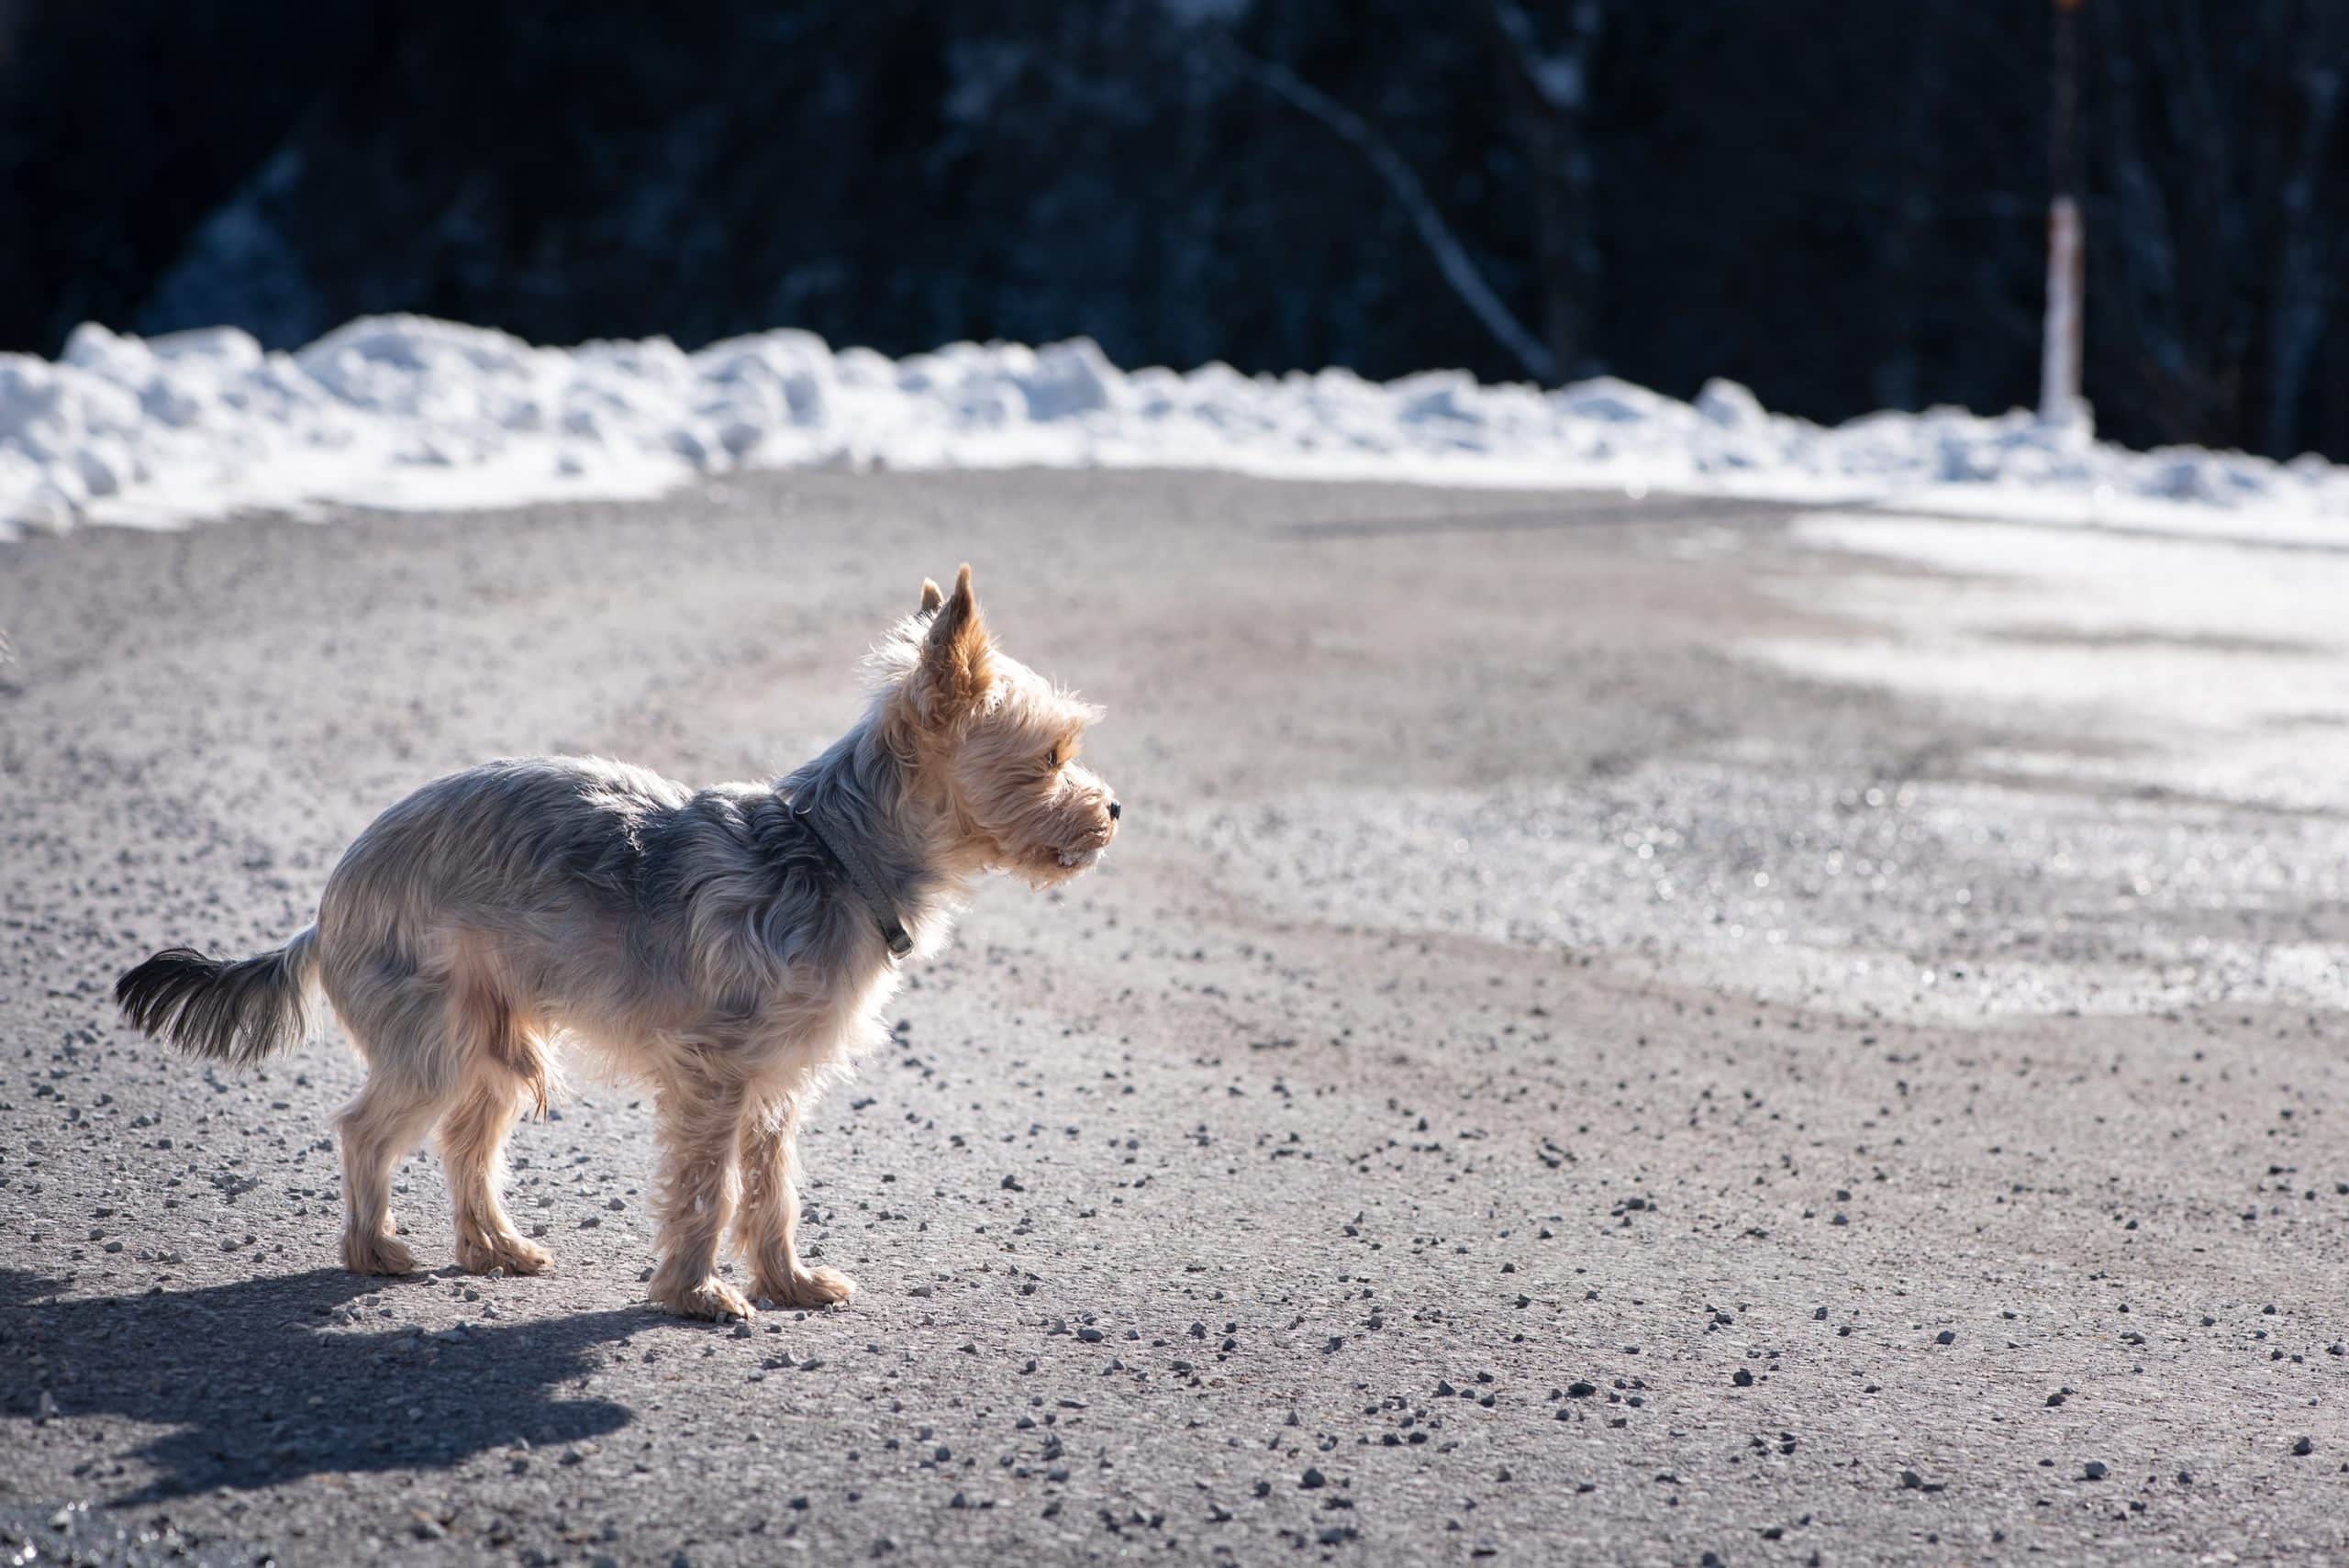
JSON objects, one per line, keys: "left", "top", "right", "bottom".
{"left": 343, "top": 1228, "right": 418, "bottom": 1277}
{"left": 651, "top": 1273, "right": 755, "bottom": 1322}
{"left": 456, "top": 1229, "right": 555, "bottom": 1276}
{"left": 759, "top": 1264, "right": 856, "bottom": 1309}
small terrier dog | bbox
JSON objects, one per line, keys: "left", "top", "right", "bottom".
{"left": 117, "top": 566, "right": 1118, "bottom": 1319}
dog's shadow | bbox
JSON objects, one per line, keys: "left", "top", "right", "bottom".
{"left": 3, "top": 1266, "right": 650, "bottom": 1498}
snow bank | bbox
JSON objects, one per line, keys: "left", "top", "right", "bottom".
{"left": 6, "top": 314, "right": 2346, "bottom": 539}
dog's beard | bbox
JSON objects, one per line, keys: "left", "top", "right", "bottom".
{"left": 1008, "top": 840, "right": 1108, "bottom": 888}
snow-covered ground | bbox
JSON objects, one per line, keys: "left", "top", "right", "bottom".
{"left": 6, "top": 313, "right": 2348, "bottom": 540}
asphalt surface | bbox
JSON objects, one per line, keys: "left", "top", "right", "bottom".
{"left": 3, "top": 470, "right": 2345, "bottom": 1566}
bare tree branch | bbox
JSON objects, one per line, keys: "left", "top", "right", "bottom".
{"left": 1478, "top": 0, "right": 1599, "bottom": 379}
{"left": 1211, "top": 39, "right": 1559, "bottom": 384}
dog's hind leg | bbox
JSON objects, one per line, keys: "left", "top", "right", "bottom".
{"left": 329, "top": 946, "right": 479, "bottom": 1277}
{"left": 440, "top": 1059, "right": 554, "bottom": 1275}
{"left": 735, "top": 1090, "right": 855, "bottom": 1308}
{"left": 432, "top": 934, "right": 555, "bottom": 1275}
{"left": 647, "top": 1055, "right": 754, "bottom": 1321}
{"left": 335, "top": 1063, "right": 443, "bottom": 1275}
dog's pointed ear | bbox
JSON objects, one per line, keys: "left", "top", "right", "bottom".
{"left": 918, "top": 577, "right": 944, "bottom": 615}
{"left": 915, "top": 563, "right": 990, "bottom": 717}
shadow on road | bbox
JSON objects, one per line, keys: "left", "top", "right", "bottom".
{"left": 2, "top": 1268, "right": 640, "bottom": 1498}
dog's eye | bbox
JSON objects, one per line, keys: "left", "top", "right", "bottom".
{"left": 1045, "top": 744, "right": 1064, "bottom": 771}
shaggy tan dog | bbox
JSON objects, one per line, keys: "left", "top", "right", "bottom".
{"left": 117, "top": 566, "right": 1118, "bottom": 1319}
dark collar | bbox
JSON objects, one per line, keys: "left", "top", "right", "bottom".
{"left": 792, "top": 803, "right": 914, "bottom": 960}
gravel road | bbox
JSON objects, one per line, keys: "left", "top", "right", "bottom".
{"left": 3, "top": 471, "right": 2345, "bottom": 1566}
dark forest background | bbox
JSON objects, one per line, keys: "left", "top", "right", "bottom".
{"left": 2, "top": 0, "right": 2343, "bottom": 459}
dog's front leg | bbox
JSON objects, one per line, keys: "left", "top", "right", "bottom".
{"left": 736, "top": 1089, "right": 856, "bottom": 1308}
{"left": 647, "top": 1057, "right": 754, "bottom": 1320}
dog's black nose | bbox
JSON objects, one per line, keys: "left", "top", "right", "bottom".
{"left": 1108, "top": 800, "right": 1121, "bottom": 822}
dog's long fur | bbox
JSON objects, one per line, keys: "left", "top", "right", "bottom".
{"left": 116, "top": 566, "right": 1118, "bottom": 1318}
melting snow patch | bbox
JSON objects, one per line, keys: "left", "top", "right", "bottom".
{"left": 1748, "top": 512, "right": 2349, "bottom": 811}
{"left": 6, "top": 314, "right": 2349, "bottom": 539}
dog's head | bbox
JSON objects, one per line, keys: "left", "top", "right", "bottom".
{"left": 877, "top": 564, "right": 1119, "bottom": 885}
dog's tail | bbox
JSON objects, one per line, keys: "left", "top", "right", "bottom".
{"left": 117, "top": 926, "right": 321, "bottom": 1067}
